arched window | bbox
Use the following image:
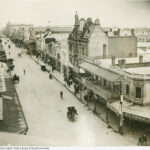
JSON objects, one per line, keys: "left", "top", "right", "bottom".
{"left": 57, "top": 53, "right": 61, "bottom": 60}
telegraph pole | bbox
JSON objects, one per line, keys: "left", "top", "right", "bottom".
{"left": 119, "top": 76, "right": 124, "bottom": 135}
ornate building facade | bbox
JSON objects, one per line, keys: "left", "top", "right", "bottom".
{"left": 68, "top": 13, "right": 137, "bottom": 70}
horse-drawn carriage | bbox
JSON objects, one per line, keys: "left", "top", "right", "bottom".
{"left": 13, "top": 74, "right": 19, "bottom": 83}
{"left": 41, "top": 65, "right": 47, "bottom": 71}
{"left": 67, "top": 106, "right": 78, "bottom": 121}
{"left": 7, "top": 64, "right": 15, "bottom": 72}
{"left": 7, "top": 58, "right": 14, "bottom": 65}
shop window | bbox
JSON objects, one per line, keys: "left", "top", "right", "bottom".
{"left": 96, "top": 76, "right": 98, "bottom": 81}
{"left": 82, "top": 48, "right": 84, "bottom": 55}
{"left": 104, "top": 79, "right": 107, "bottom": 87}
{"left": 126, "top": 84, "right": 130, "bottom": 95}
{"left": 136, "top": 86, "right": 142, "bottom": 99}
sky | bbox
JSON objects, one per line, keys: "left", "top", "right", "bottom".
{"left": 0, "top": 0, "right": 150, "bottom": 28}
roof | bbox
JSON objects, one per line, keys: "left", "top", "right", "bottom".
{"left": 79, "top": 61, "right": 120, "bottom": 82}
{"left": 125, "top": 67, "right": 150, "bottom": 75}
{"left": 51, "top": 27, "right": 73, "bottom": 33}
{"left": 98, "top": 56, "right": 150, "bottom": 76}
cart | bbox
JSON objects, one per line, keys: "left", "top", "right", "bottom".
{"left": 13, "top": 74, "right": 19, "bottom": 83}
{"left": 67, "top": 106, "right": 78, "bottom": 121}
{"left": 41, "top": 65, "right": 47, "bottom": 71}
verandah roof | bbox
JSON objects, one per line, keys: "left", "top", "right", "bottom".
{"left": 79, "top": 61, "right": 120, "bottom": 82}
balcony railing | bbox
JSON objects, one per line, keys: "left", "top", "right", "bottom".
{"left": 79, "top": 78, "right": 120, "bottom": 100}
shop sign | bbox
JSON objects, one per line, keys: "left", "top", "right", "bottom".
{"left": 124, "top": 112, "right": 150, "bottom": 123}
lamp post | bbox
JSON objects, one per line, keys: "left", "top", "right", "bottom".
{"left": 119, "top": 76, "right": 124, "bottom": 135}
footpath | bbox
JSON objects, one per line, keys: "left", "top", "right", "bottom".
{"left": 0, "top": 38, "right": 28, "bottom": 134}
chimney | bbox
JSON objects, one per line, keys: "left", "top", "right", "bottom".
{"left": 118, "top": 60, "right": 122, "bottom": 68}
{"left": 111, "top": 56, "right": 115, "bottom": 66}
{"left": 139, "top": 55, "right": 143, "bottom": 63}
{"left": 122, "top": 59, "right": 126, "bottom": 68}
{"left": 79, "top": 18, "right": 85, "bottom": 31}
{"left": 131, "top": 29, "right": 135, "bottom": 36}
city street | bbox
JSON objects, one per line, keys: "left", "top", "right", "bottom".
{"left": 1, "top": 38, "right": 135, "bottom": 146}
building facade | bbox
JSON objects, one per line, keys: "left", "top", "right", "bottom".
{"left": 68, "top": 13, "right": 137, "bottom": 69}
{"left": 73, "top": 55, "right": 150, "bottom": 133}
{"left": 134, "top": 28, "right": 150, "bottom": 42}
{"left": 44, "top": 33, "right": 69, "bottom": 76}
{"left": 7, "top": 23, "right": 34, "bottom": 41}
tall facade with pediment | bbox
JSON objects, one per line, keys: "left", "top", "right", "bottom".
{"left": 68, "top": 13, "right": 137, "bottom": 69}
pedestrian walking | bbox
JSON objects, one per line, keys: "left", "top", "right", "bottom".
{"left": 9, "top": 51, "right": 10, "bottom": 55}
{"left": 138, "top": 136, "right": 143, "bottom": 146}
{"left": 60, "top": 91, "right": 63, "bottom": 100}
{"left": 143, "top": 134, "right": 147, "bottom": 146}
{"left": 24, "top": 69, "right": 25, "bottom": 75}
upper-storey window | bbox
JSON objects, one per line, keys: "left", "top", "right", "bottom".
{"left": 103, "top": 79, "right": 107, "bottom": 88}
{"left": 103, "top": 44, "right": 107, "bottom": 58}
{"left": 136, "top": 86, "right": 142, "bottom": 99}
{"left": 126, "top": 84, "right": 130, "bottom": 95}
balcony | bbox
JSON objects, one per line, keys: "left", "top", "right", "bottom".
{"left": 80, "top": 78, "right": 120, "bottom": 100}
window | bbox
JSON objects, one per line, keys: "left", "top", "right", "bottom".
{"left": 126, "top": 84, "right": 130, "bottom": 95}
{"left": 107, "top": 81, "right": 111, "bottom": 90}
{"left": 104, "top": 79, "right": 107, "bottom": 87}
{"left": 136, "top": 87, "right": 142, "bottom": 99}
{"left": 103, "top": 44, "right": 107, "bottom": 58}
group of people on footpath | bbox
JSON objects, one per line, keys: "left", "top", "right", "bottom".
{"left": 138, "top": 134, "right": 147, "bottom": 146}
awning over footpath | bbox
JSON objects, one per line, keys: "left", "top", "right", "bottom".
{"left": 107, "top": 99, "right": 150, "bottom": 124}
{"left": 0, "top": 98, "right": 3, "bottom": 120}
{"left": 79, "top": 61, "right": 120, "bottom": 82}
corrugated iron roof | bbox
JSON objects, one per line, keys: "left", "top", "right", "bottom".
{"left": 79, "top": 61, "right": 119, "bottom": 82}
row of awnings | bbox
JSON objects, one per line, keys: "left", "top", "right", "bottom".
{"left": 79, "top": 61, "right": 120, "bottom": 82}
{"left": 0, "top": 98, "right": 3, "bottom": 120}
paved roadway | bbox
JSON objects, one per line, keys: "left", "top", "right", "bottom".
{"left": 1, "top": 38, "right": 135, "bottom": 146}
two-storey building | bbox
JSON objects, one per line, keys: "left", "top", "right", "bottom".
{"left": 68, "top": 13, "right": 137, "bottom": 81}
{"left": 76, "top": 55, "right": 150, "bottom": 134}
